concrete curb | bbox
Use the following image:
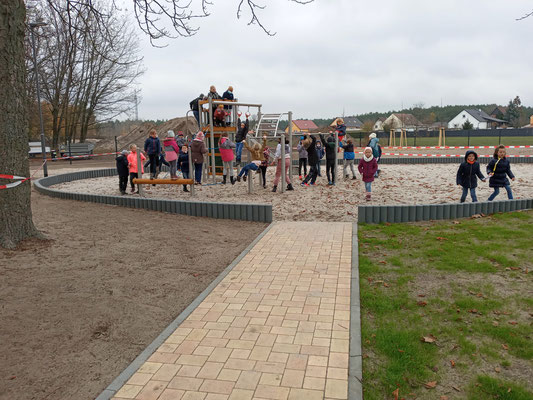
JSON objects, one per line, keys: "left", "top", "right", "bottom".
{"left": 349, "top": 223, "right": 363, "bottom": 399}
{"left": 34, "top": 169, "right": 272, "bottom": 223}
{"left": 358, "top": 198, "right": 533, "bottom": 224}
{"left": 95, "top": 222, "right": 275, "bottom": 400}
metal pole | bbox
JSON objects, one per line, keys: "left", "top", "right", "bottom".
{"left": 188, "top": 142, "right": 194, "bottom": 196}
{"left": 334, "top": 131, "right": 339, "bottom": 185}
{"left": 247, "top": 138, "right": 253, "bottom": 194}
{"left": 288, "top": 111, "right": 293, "bottom": 183}
{"left": 30, "top": 26, "right": 48, "bottom": 177}
{"left": 136, "top": 149, "right": 144, "bottom": 197}
{"left": 468, "top": 130, "right": 470, "bottom": 147}
{"left": 114, "top": 136, "right": 118, "bottom": 154}
{"left": 208, "top": 97, "right": 216, "bottom": 183}
{"left": 280, "top": 133, "right": 286, "bottom": 193}
{"left": 68, "top": 138, "right": 72, "bottom": 165}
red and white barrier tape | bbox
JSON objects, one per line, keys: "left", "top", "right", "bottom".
{"left": 0, "top": 162, "right": 46, "bottom": 190}
{"left": 366, "top": 145, "right": 532, "bottom": 150}
{"left": 374, "top": 152, "right": 533, "bottom": 158}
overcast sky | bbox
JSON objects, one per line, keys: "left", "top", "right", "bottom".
{"left": 131, "top": 0, "right": 533, "bottom": 121}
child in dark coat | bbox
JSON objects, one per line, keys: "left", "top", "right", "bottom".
{"left": 115, "top": 150, "right": 129, "bottom": 195}
{"left": 319, "top": 133, "right": 336, "bottom": 185}
{"left": 178, "top": 144, "right": 191, "bottom": 192}
{"left": 456, "top": 150, "right": 486, "bottom": 203}
{"left": 358, "top": 147, "right": 378, "bottom": 201}
{"left": 487, "top": 145, "right": 515, "bottom": 201}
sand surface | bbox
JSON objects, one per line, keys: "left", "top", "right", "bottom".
{"left": 53, "top": 164, "right": 533, "bottom": 221}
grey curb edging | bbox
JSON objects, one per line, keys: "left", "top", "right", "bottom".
{"left": 34, "top": 169, "right": 272, "bottom": 223}
{"left": 95, "top": 222, "right": 275, "bottom": 400}
{"left": 349, "top": 223, "right": 363, "bottom": 399}
{"left": 358, "top": 198, "right": 533, "bottom": 224}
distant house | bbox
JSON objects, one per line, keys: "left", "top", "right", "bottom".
{"left": 489, "top": 106, "right": 507, "bottom": 121}
{"left": 373, "top": 117, "right": 385, "bottom": 131}
{"left": 286, "top": 119, "right": 318, "bottom": 133}
{"left": 522, "top": 115, "right": 533, "bottom": 128}
{"left": 448, "top": 109, "right": 507, "bottom": 129}
{"left": 382, "top": 113, "right": 422, "bottom": 131}
{"left": 329, "top": 117, "right": 363, "bottom": 131}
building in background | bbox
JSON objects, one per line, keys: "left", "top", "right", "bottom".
{"left": 285, "top": 119, "right": 319, "bottom": 133}
{"left": 448, "top": 109, "right": 507, "bottom": 129}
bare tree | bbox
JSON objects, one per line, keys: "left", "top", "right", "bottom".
{"left": 0, "top": 0, "right": 313, "bottom": 248}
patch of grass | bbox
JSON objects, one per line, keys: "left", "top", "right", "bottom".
{"left": 359, "top": 210, "right": 533, "bottom": 399}
{"left": 468, "top": 376, "right": 533, "bottom": 400}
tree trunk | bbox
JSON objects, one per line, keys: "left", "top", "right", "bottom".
{"left": 0, "top": 0, "right": 40, "bottom": 248}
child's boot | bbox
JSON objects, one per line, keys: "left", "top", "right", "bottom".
{"left": 183, "top": 185, "right": 189, "bottom": 192}
{"left": 230, "top": 176, "right": 235, "bottom": 185}
{"left": 222, "top": 175, "right": 227, "bottom": 184}
{"left": 272, "top": 185, "right": 277, "bottom": 192}
{"left": 287, "top": 184, "right": 294, "bottom": 191}
{"left": 365, "top": 192, "right": 371, "bottom": 201}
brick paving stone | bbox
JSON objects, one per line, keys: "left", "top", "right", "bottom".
{"left": 110, "top": 222, "right": 353, "bottom": 400}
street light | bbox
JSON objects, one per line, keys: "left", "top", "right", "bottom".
{"left": 29, "top": 20, "right": 48, "bottom": 177}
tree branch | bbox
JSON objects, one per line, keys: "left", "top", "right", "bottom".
{"left": 516, "top": 9, "right": 533, "bottom": 21}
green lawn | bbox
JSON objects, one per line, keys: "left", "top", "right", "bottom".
{"left": 348, "top": 134, "right": 533, "bottom": 147}
{"left": 358, "top": 211, "right": 533, "bottom": 400}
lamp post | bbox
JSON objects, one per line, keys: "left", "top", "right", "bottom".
{"left": 29, "top": 21, "right": 48, "bottom": 177}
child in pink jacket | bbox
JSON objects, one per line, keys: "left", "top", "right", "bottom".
{"left": 219, "top": 132, "right": 236, "bottom": 184}
{"left": 162, "top": 130, "right": 180, "bottom": 179}
{"left": 127, "top": 144, "right": 146, "bottom": 193}
{"left": 358, "top": 147, "right": 378, "bottom": 201}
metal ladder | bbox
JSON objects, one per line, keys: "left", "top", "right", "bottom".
{"left": 254, "top": 113, "right": 285, "bottom": 138}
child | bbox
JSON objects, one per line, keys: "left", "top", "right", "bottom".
{"left": 297, "top": 138, "right": 308, "bottom": 179}
{"left": 272, "top": 137, "right": 294, "bottom": 192}
{"left": 219, "top": 132, "right": 236, "bottom": 185}
{"left": 115, "top": 150, "right": 129, "bottom": 195}
{"left": 214, "top": 104, "right": 226, "bottom": 127}
{"left": 319, "top": 133, "right": 336, "bottom": 185}
{"left": 358, "top": 147, "right": 378, "bottom": 201}
{"left": 487, "top": 145, "right": 515, "bottom": 201}
{"left": 368, "top": 132, "right": 381, "bottom": 177}
{"left": 340, "top": 138, "right": 357, "bottom": 180}
{"left": 144, "top": 129, "right": 161, "bottom": 179}
{"left": 259, "top": 142, "right": 270, "bottom": 189}
{"left": 315, "top": 140, "right": 324, "bottom": 177}
{"left": 163, "top": 130, "right": 180, "bottom": 179}
{"left": 176, "top": 132, "right": 186, "bottom": 147}
{"left": 190, "top": 131, "right": 207, "bottom": 184}
{"left": 301, "top": 134, "right": 319, "bottom": 186}
{"left": 178, "top": 144, "right": 190, "bottom": 192}
{"left": 235, "top": 114, "right": 249, "bottom": 165}
{"left": 456, "top": 150, "right": 486, "bottom": 203}
{"left": 127, "top": 144, "right": 146, "bottom": 193}
{"left": 237, "top": 136, "right": 267, "bottom": 182}
{"left": 335, "top": 118, "right": 346, "bottom": 142}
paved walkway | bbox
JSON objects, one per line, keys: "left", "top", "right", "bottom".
{"left": 111, "top": 222, "right": 355, "bottom": 400}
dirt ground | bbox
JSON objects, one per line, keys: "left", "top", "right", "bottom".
{"left": 0, "top": 191, "right": 266, "bottom": 400}
{"left": 54, "top": 163, "right": 533, "bottom": 222}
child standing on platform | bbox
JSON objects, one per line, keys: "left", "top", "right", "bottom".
{"left": 127, "top": 144, "right": 146, "bottom": 193}
{"left": 178, "top": 144, "right": 190, "bottom": 192}
{"left": 358, "top": 147, "right": 378, "bottom": 201}
{"left": 144, "top": 129, "right": 161, "bottom": 179}
{"left": 163, "top": 130, "right": 180, "bottom": 179}
{"left": 487, "top": 145, "right": 515, "bottom": 201}
{"left": 456, "top": 150, "right": 486, "bottom": 203}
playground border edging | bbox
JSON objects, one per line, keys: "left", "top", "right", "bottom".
{"left": 349, "top": 223, "right": 363, "bottom": 400}
{"left": 358, "top": 198, "right": 533, "bottom": 224}
{"left": 33, "top": 169, "right": 272, "bottom": 223}
{"left": 94, "top": 222, "right": 275, "bottom": 400}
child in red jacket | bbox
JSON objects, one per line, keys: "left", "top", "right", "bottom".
{"left": 358, "top": 147, "right": 378, "bottom": 201}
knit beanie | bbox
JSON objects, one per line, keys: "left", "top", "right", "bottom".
{"left": 195, "top": 131, "right": 205, "bottom": 141}
{"left": 369, "top": 133, "right": 377, "bottom": 139}
{"left": 167, "top": 130, "right": 175, "bottom": 138}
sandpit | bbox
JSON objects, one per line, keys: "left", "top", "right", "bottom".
{"left": 52, "top": 163, "right": 533, "bottom": 221}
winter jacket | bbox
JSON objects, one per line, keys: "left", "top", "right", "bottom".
{"left": 127, "top": 151, "right": 146, "bottom": 174}
{"left": 178, "top": 151, "right": 190, "bottom": 173}
{"left": 244, "top": 137, "right": 267, "bottom": 161}
{"left": 236, "top": 118, "right": 249, "bottom": 142}
{"left": 316, "top": 145, "right": 325, "bottom": 160}
{"left": 302, "top": 135, "right": 318, "bottom": 165}
{"left": 368, "top": 137, "right": 380, "bottom": 159}
{"left": 261, "top": 147, "right": 271, "bottom": 167}
{"left": 319, "top": 134, "right": 336, "bottom": 160}
{"left": 214, "top": 108, "right": 226, "bottom": 123}
{"left": 222, "top": 90, "right": 234, "bottom": 109}
{"left": 456, "top": 151, "right": 485, "bottom": 189}
{"left": 163, "top": 138, "right": 180, "bottom": 162}
{"left": 340, "top": 142, "right": 355, "bottom": 160}
{"left": 189, "top": 95, "right": 203, "bottom": 111}
{"left": 297, "top": 143, "right": 308, "bottom": 159}
{"left": 487, "top": 157, "right": 514, "bottom": 188}
{"left": 336, "top": 124, "right": 346, "bottom": 137}
{"left": 190, "top": 140, "right": 207, "bottom": 164}
{"left": 358, "top": 157, "right": 378, "bottom": 182}
{"left": 274, "top": 143, "right": 291, "bottom": 160}
{"left": 144, "top": 136, "right": 161, "bottom": 155}
{"left": 116, "top": 154, "right": 129, "bottom": 176}
{"left": 219, "top": 137, "right": 236, "bottom": 162}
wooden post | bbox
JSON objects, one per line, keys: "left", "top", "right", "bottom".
{"left": 334, "top": 131, "right": 339, "bottom": 185}
{"left": 247, "top": 138, "right": 253, "bottom": 194}
{"left": 136, "top": 149, "right": 144, "bottom": 197}
{"left": 288, "top": 112, "right": 293, "bottom": 184}
{"left": 400, "top": 129, "right": 406, "bottom": 147}
{"left": 280, "top": 133, "right": 286, "bottom": 193}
